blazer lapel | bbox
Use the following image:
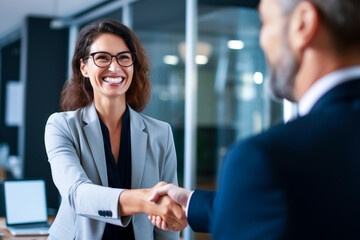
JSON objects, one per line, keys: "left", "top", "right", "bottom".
{"left": 129, "top": 107, "right": 148, "bottom": 189}
{"left": 82, "top": 103, "right": 108, "bottom": 186}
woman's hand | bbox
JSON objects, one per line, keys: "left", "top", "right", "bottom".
{"left": 145, "top": 182, "right": 188, "bottom": 231}
{"left": 148, "top": 182, "right": 191, "bottom": 231}
{"left": 147, "top": 193, "right": 188, "bottom": 231}
{"left": 118, "top": 182, "right": 188, "bottom": 231}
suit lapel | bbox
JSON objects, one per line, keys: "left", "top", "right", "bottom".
{"left": 82, "top": 103, "right": 108, "bottom": 186}
{"left": 129, "top": 107, "right": 148, "bottom": 189}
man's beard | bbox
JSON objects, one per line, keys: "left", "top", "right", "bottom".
{"left": 266, "top": 32, "right": 299, "bottom": 102}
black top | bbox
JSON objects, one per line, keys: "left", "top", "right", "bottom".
{"left": 99, "top": 107, "right": 135, "bottom": 240}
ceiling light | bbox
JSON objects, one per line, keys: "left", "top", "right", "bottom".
{"left": 178, "top": 41, "right": 212, "bottom": 64}
{"left": 253, "top": 72, "right": 263, "bottom": 84}
{"left": 163, "top": 55, "right": 179, "bottom": 65}
{"left": 195, "top": 55, "right": 208, "bottom": 65}
{"left": 227, "top": 40, "right": 245, "bottom": 50}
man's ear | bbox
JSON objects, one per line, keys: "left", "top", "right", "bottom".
{"left": 80, "top": 59, "right": 89, "bottom": 77}
{"left": 288, "top": 1, "right": 319, "bottom": 53}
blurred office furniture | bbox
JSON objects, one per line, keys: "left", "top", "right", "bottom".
{"left": 0, "top": 143, "right": 22, "bottom": 180}
{"left": 0, "top": 17, "right": 68, "bottom": 212}
{"left": 0, "top": 143, "right": 9, "bottom": 173}
{"left": 0, "top": 216, "right": 54, "bottom": 239}
{"left": 0, "top": 182, "right": 4, "bottom": 217}
{"left": 0, "top": 143, "right": 6, "bottom": 217}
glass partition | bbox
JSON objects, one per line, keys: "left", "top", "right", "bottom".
{"left": 133, "top": 3, "right": 282, "bottom": 239}
{"left": 132, "top": 0, "right": 187, "bottom": 182}
{"left": 132, "top": 1, "right": 283, "bottom": 189}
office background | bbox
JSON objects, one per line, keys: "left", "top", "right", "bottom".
{"left": 0, "top": 0, "right": 288, "bottom": 239}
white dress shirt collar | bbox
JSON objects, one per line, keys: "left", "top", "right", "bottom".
{"left": 298, "top": 65, "right": 360, "bottom": 116}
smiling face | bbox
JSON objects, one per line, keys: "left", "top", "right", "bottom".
{"left": 80, "top": 33, "right": 134, "bottom": 103}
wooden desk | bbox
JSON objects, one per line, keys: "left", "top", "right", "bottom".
{"left": 0, "top": 217, "right": 54, "bottom": 240}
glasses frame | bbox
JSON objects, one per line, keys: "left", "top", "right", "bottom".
{"left": 84, "top": 51, "right": 137, "bottom": 68}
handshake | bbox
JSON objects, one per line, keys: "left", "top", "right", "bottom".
{"left": 145, "top": 182, "right": 191, "bottom": 232}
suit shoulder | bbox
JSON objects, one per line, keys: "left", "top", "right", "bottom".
{"left": 249, "top": 115, "right": 312, "bottom": 145}
{"left": 46, "top": 108, "right": 83, "bottom": 128}
{"left": 233, "top": 113, "right": 327, "bottom": 160}
{"left": 137, "top": 112, "right": 171, "bottom": 129}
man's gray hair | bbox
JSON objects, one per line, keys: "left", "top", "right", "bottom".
{"left": 276, "top": 0, "right": 360, "bottom": 52}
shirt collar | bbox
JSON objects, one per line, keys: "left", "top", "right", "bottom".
{"left": 298, "top": 65, "right": 360, "bottom": 116}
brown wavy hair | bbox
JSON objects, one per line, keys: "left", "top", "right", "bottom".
{"left": 60, "top": 19, "right": 151, "bottom": 112}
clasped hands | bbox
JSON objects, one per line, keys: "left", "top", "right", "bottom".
{"left": 146, "top": 182, "right": 191, "bottom": 232}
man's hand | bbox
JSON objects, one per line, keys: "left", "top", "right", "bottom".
{"left": 145, "top": 182, "right": 188, "bottom": 231}
{"left": 149, "top": 194, "right": 188, "bottom": 231}
{"left": 147, "top": 183, "right": 191, "bottom": 231}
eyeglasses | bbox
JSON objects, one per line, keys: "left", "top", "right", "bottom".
{"left": 84, "top": 51, "right": 136, "bottom": 68}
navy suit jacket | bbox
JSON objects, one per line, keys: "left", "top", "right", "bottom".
{"left": 188, "top": 79, "right": 360, "bottom": 239}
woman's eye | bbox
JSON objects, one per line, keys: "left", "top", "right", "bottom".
{"left": 119, "top": 54, "right": 131, "bottom": 60}
{"left": 94, "top": 53, "right": 110, "bottom": 61}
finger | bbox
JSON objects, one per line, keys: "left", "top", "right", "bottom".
{"left": 148, "top": 192, "right": 160, "bottom": 202}
{"left": 149, "top": 215, "right": 159, "bottom": 226}
{"left": 161, "top": 220, "right": 169, "bottom": 231}
{"left": 170, "top": 222, "right": 184, "bottom": 232}
{"left": 156, "top": 216, "right": 163, "bottom": 229}
{"left": 151, "top": 218, "right": 157, "bottom": 226}
{"left": 173, "top": 213, "right": 188, "bottom": 231}
{"left": 165, "top": 216, "right": 185, "bottom": 231}
{"left": 153, "top": 181, "right": 167, "bottom": 188}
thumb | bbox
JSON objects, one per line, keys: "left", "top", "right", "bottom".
{"left": 153, "top": 181, "right": 167, "bottom": 188}
{"left": 148, "top": 185, "right": 172, "bottom": 202}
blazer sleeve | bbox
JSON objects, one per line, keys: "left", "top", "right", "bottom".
{"left": 44, "top": 112, "right": 130, "bottom": 226}
{"left": 212, "top": 140, "right": 286, "bottom": 239}
{"left": 153, "top": 123, "right": 180, "bottom": 240}
{"left": 187, "top": 189, "right": 216, "bottom": 233}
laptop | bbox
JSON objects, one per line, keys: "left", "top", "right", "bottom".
{"left": 3, "top": 179, "right": 51, "bottom": 236}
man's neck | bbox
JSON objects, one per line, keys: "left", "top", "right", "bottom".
{"left": 298, "top": 65, "right": 360, "bottom": 116}
{"left": 293, "top": 47, "right": 360, "bottom": 102}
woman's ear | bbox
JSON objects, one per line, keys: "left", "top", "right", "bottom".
{"left": 80, "top": 59, "right": 89, "bottom": 77}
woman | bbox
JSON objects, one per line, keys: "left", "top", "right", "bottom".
{"left": 44, "top": 19, "right": 186, "bottom": 240}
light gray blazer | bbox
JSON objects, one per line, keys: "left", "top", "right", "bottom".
{"left": 44, "top": 103, "right": 179, "bottom": 240}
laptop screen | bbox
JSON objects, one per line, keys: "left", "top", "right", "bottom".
{"left": 4, "top": 180, "right": 48, "bottom": 225}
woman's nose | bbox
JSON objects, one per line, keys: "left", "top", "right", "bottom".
{"left": 107, "top": 56, "right": 122, "bottom": 71}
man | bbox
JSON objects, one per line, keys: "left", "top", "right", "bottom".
{"left": 150, "top": 0, "right": 360, "bottom": 239}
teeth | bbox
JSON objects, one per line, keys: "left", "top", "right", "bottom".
{"left": 103, "top": 77, "right": 124, "bottom": 83}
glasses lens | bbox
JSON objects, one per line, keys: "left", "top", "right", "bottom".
{"left": 93, "top": 52, "right": 112, "bottom": 67}
{"left": 117, "top": 52, "right": 134, "bottom": 67}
